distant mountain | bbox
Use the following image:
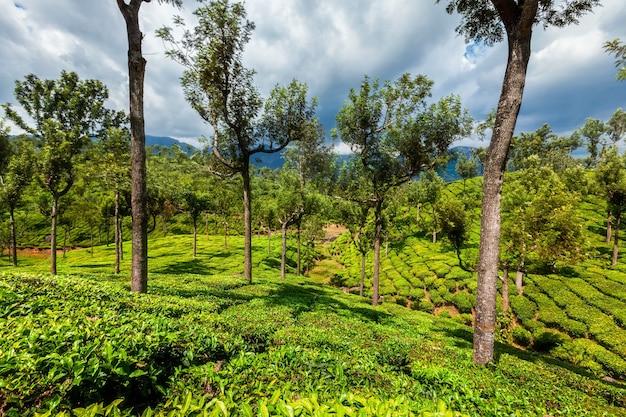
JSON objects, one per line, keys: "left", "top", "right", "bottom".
{"left": 146, "top": 135, "right": 197, "bottom": 152}
{"left": 144, "top": 136, "right": 479, "bottom": 183}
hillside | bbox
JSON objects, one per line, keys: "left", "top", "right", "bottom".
{"left": 1, "top": 229, "right": 626, "bottom": 416}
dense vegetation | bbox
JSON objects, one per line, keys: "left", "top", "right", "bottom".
{"left": 1, "top": 233, "right": 625, "bottom": 416}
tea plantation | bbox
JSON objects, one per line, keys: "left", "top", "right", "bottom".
{"left": 2, "top": 176, "right": 626, "bottom": 415}
{"left": 1, "top": 229, "right": 626, "bottom": 416}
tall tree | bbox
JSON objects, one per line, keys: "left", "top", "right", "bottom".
{"left": 3, "top": 71, "right": 110, "bottom": 274}
{"left": 92, "top": 126, "right": 131, "bottom": 273}
{"left": 334, "top": 73, "right": 471, "bottom": 305}
{"left": 509, "top": 124, "right": 581, "bottom": 172}
{"left": 607, "top": 108, "right": 626, "bottom": 145}
{"left": 158, "top": 2, "right": 316, "bottom": 283}
{"left": 420, "top": 169, "right": 446, "bottom": 244}
{"left": 577, "top": 118, "right": 607, "bottom": 168}
{"left": 0, "top": 128, "right": 36, "bottom": 267}
{"left": 437, "top": 0, "right": 600, "bottom": 365}
{"left": 596, "top": 147, "right": 626, "bottom": 266}
{"left": 456, "top": 152, "right": 479, "bottom": 192}
{"left": 117, "top": 0, "right": 182, "bottom": 293}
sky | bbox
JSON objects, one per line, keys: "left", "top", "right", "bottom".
{"left": 1, "top": 0, "right": 625, "bottom": 153}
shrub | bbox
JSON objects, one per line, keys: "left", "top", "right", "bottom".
{"left": 437, "top": 309, "right": 451, "bottom": 319}
{"left": 453, "top": 313, "right": 473, "bottom": 326}
{"left": 395, "top": 296, "right": 408, "bottom": 307}
{"left": 409, "top": 288, "right": 425, "bottom": 300}
{"left": 512, "top": 326, "right": 532, "bottom": 347}
{"left": 418, "top": 298, "right": 434, "bottom": 313}
{"left": 429, "top": 289, "right": 444, "bottom": 307}
{"left": 452, "top": 291, "right": 475, "bottom": 314}
{"left": 510, "top": 296, "right": 536, "bottom": 322}
{"left": 533, "top": 329, "right": 570, "bottom": 352}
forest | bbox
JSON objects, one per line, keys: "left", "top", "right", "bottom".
{"left": 2, "top": 0, "right": 626, "bottom": 415}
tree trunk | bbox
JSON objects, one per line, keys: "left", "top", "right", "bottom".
{"left": 474, "top": 28, "right": 532, "bottom": 365}
{"left": 242, "top": 162, "right": 253, "bottom": 283}
{"left": 115, "top": 190, "right": 121, "bottom": 274}
{"left": 50, "top": 196, "right": 58, "bottom": 275}
{"left": 372, "top": 201, "right": 383, "bottom": 306}
{"left": 267, "top": 226, "right": 271, "bottom": 254}
{"left": 296, "top": 223, "right": 301, "bottom": 277}
{"left": 360, "top": 252, "right": 366, "bottom": 297}
{"left": 9, "top": 207, "right": 17, "bottom": 267}
{"left": 432, "top": 207, "right": 437, "bottom": 243}
{"left": 515, "top": 259, "right": 524, "bottom": 295}
{"left": 613, "top": 209, "right": 621, "bottom": 265}
{"left": 118, "top": 0, "right": 148, "bottom": 293}
{"left": 500, "top": 267, "right": 509, "bottom": 313}
{"left": 281, "top": 222, "right": 288, "bottom": 280}
{"left": 607, "top": 210, "right": 613, "bottom": 244}
{"left": 192, "top": 219, "right": 197, "bottom": 258}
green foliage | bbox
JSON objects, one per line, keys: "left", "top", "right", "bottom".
{"left": 510, "top": 295, "right": 536, "bottom": 322}
{"left": 533, "top": 329, "right": 570, "bottom": 352}
{"left": 512, "top": 326, "right": 532, "bottom": 347}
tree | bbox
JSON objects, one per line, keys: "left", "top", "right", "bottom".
{"left": 117, "top": 0, "right": 182, "bottom": 293}
{"left": 3, "top": 71, "right": 110, "bottom": 274}
{"left": 607, "top": 108, "right": 626, "bottom": 145}
{"left": 158, "top": 3, "right": 317, "bottom": 283}
{"left": 455, "top": 152, "right": 479, "bottom": 192}
{"left": 0, "top": 129, "right": 36, "bottom": 267}
{"left": 92, "top": 126, "right": 131, "bottom": 273}
{"left": 337, "top": 194, "right": 374, "bottom": 297}
{"left": 596, "top": 147, "right": 626, "bottom": 265}
{"left": 577, "top": 118, "right": 607, "bottom": 168}
{"left": 604, "top": 39, "right": 626, "bottom": 81}
{"left": 501, "top": 163, "right": 584, "bottom": 307}
{"left": 437, "top": 197, "right": 468, "bottom": 267}
{"left": 509, "top": 124, "right": 581, "bottom": 172}
{"left": 181, "top": 190, "right": 212, "bottom": 257}
{"left": 334, "top": 73, "right": 471, "bottom": 305}
{"left": 437, "top": 0, "right": 600, "bottom": 364}
{"left": 420, "top": 169, "right": 446, "bottom": 243}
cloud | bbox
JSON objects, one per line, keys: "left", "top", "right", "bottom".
{"left": 1, "top": 0, "right": 624, "bottom": 148}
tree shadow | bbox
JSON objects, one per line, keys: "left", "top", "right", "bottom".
{"left": 263, "top": 281, "right": 391, "bottom": 323}
{"left": 154, "top": 258, "right": 213, "bottom": 275}
{"left": 442, "top": 325, "right": 626, "bottom": 393}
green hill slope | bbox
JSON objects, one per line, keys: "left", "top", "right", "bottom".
{"left": 1, "top": 233, "right": 625, "bottom": 416}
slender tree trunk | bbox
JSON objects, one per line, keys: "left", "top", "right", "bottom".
{"left": 607, "top": 210, "right": 612, "bottom": 244}
{"left": 613, "top": 209, "right": 621, "bottom": 265}
{"left": 515, "top": 259, "right": 524, "bottom": 295}
{"left": 223, "top": 220, "right": 228, "bottom": 249}
{"left": 372, "top": 201, "right": 383, "bottom": 306}
{"left": 281, "top": 222, "right": 287, "bottom": 280}
{"left": 115, "top": 190, "right": 121, "bottom": 274}
{"left": 360, "top": 252, "right": 366, "bottom": 297}
{"left": 192, "top": 219, "right": 197, "bottom": 258}
{"left": 9, "top": 207, "right": 17, "bottom": 267}
{"left": 119, "top": 217, "right": 124, "bottom": 260}
{"left": 500, "top": 267, "right": 509, "bottom": 313}
{"left": 474, "top": 30, "right": 532, "bottom": 365}
{"left": 432, "top": 207, "right": 437, "bottom": 243}
{"left": 50, "top": 196, "right": 58, "bottom": 275}
{"left": 118, "top": 0, "right": 148, "bottom": 293}
{"left": 242, "top": 162, "right": 253, "bottom": 283}
{"left": 296, "top": 223, "right": 301, "bottom": 277}
{"left": 267, "top": 227, "right": 271, "bottom": 254}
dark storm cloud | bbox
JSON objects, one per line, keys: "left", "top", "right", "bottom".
{"left": 1, "top": 0, "right": 624, "bottom": 151}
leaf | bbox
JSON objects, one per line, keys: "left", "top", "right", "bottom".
{"left": 129, "top": 369, "right": 147, "bottom": 378}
